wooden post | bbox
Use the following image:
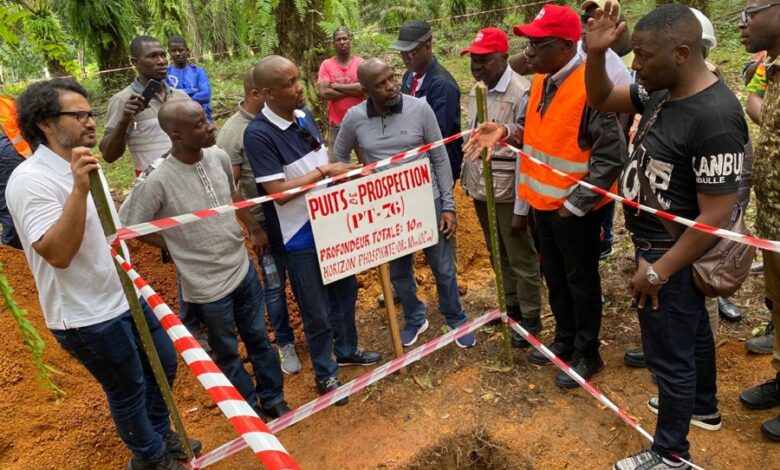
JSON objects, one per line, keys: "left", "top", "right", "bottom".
{"left": 378, "top": 263, "right": 405, "bottom": 373}
{"left": 476, "top": 83, "right": 513, "bottom": 367}
{"left": 88, "top": 170, "right": 194, "bottom": 460}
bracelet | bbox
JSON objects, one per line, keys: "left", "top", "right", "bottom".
{"left": 316, "top": 166, "right": 326, "bottom": 179}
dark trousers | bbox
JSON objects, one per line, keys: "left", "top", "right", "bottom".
{"left": 51, "top": 300, "right": 177, "bottom": 460}
{"left": 638, "top": 250, "right": 717, "bottom": 460}
{"left": 535, "top": 207, "right": 603, "bottom": 360}
{"left": 188, "top": 260, "right": 285, "bottom": 409}
{"left": 0, "top": 144, "right": 23, "bottom": 249}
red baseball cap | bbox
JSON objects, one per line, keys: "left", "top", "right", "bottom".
{"left": 513, "top": 4, "right": 582, "bottom": 42}
{"left": 460, "top": 27, "right": 509, "bottom": 56}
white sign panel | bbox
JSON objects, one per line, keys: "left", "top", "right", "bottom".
{"left": 306, "top": 158, "right": 439, "bottom": 284}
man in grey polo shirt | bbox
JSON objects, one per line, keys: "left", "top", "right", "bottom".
{"left": 120, "top": 100, "right": 290, "bottom": 420}
{"left": 333, "top": 58, "right": 474, "bottom": 349}
{"left": 216, "top": 68, "right": 301, "bottom": 375}
{"left": 100, "top": 35, "right": 189, "bottom": 175}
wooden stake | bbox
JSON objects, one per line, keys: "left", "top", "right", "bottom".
{"left": 475, "top": 82, "right": 513, "bottom": 367}
{"left": 88, "top": 170, "right": 194, "bottom": 460}
{"left": 378, "top": 263, "right": 405, "bottom": 373}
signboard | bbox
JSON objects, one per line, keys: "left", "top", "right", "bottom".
{"left": 306, "top": 158, "right": 439, "bottom": 284}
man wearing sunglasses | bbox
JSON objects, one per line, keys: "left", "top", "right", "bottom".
{"left": 7, "top": 78, "right": 196, "bottom": 470}
{"left": 739, "top": 0, "right": 780, "bottom": 443}
{"left": 391, "top": 20, "right": 463, "bottom": 184}
{"left": 465, "top": 4, "right": 626, "bottom": 389}
{"left": 244, "top": 55, "right": 382, "bottom": 403}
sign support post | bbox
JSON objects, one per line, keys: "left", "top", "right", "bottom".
{"left": 378, "top": 264, "right": 405, "bottom": 372}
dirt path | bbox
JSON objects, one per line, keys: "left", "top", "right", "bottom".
{"left": 0, "top": 187, "right": 776, "bottom": 469}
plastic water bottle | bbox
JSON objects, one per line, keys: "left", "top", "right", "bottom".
{"left": 260, "top": 253, "right": 281, "bottom": 290}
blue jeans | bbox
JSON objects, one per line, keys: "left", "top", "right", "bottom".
{"left": 286, "top": 247, "right": 358, "bottom": 381}
{"left": 188, "top": 260, "right": 284, "bottom": 409}
{"left": 50, "top": 299, "right": 177, "bottom": 460}
{"left": 636, "top": 249, "right": 717, "bottom": 460}
{"left": 601, "top": 201, "right": 615, "bottom": 245}
{"left": 0, "top": 138, "right": 23, "bottom": 249}
{"left": 261, "top": 239, "right": 294, "bottom": 347}
{"left": 176, "top": 270, "right": 200, "bottom": 334}
{"left": 390, "top": 198, "right": 467, "bottom": 329}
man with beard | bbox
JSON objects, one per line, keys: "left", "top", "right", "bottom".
{"left": 166, "top": 36, "right": 213, "bottom": 123}
{"left": 6, "top": 78, "right": 196, "bottom": 469}
{"left": 459, "top": 28, "right": 543, "bottom": 348}
{"left": 333, "top": 58, "right": 475, "bottom": 349}
{"left": 317, "top": 26, "right": 364, "bottom": 162}
{"left": 738, "top": 0, "right": 780, "bottom": 442}
{"left": 119, "top": 100, "right": 290, "bottom": 422}
{"left": 585, "top": 2, "right": 749, "bottom": 468}
{"left": 101, "top": 35, "right": 190, "bottom": 175}
{"left": 464, "top": 4, "right": 626, "bottom": 387}
{"left": 245, "top": 56, "right": 381, "bottom": 403}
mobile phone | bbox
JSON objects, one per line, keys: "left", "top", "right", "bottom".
{"left": 141, "top": 79, "right": 162, "bottom": 106}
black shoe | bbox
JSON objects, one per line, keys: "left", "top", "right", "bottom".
{"left": 263, "top": 400, "right": 292, "bottom": 419}
{"left": 128, "top": 453, "right": 187, "bottom": 470}
{"left": 555, "top": 355, "right": 604, "bottom": 388}
{"left": 511, "top": 317, "right": 541, "bottom": 348}
{"left": 761, "top": 415, "right": 780, "bottom": 441}
{"left": 623, "top": 348, "right": 646, "bottom": 368}
{"left": 163, "top": 431, "right": 202, "bottom": 461}
{"left": 746, "top": 321, "right": 774, "bottom": 355}
{"left": 528, "top": 341, "right": 574, "bottom": 365}
{"left": 317, "top": 377, "right": 348, "bottom": 406}
{"left": 717, "top": 297, "right": 742, "bottom": 322}
{"left": 336, "top": 348, "right": 382, "bottom": 366}
{"left": 740, "top": 373, "right": 780, "bottom": 410}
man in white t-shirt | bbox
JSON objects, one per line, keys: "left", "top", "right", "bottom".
{"left": 6, "top": 78, "right": 197, "bottom": 470}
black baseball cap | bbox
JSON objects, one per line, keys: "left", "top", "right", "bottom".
{"left": 390, "top": 20, "right": 433, "bottom": 52}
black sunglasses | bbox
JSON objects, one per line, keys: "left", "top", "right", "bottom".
{"left": 53, "top": 110, "right": 96, "bottom": 124}
{"left": 297, "top": 125, "right": 321, "bottom": 152}
{"left": 741, "top": 1, "right": 780, "bottom": 23}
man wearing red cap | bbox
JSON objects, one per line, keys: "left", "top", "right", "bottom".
{"left": 464, "top": 4, "right": 626, "bottom": 387}
{"left": 460, "top": 27, "right": 543, "bottom": 348}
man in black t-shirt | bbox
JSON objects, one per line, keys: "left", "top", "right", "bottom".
{"left": 585, "top": 3, "right": 749, "bottom": 470}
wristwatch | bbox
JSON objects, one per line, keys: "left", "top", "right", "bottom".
{"left": 646, "top": 265, "right": 668, "bottom": 286}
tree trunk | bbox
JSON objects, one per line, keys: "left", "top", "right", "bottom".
{"left": 44, "top": 58, "right": 69, "bottom": 77}
{"left": 275, "top": 0, "right": 329, "bottom": 131}
{"left": 97, "top": 40, "right": 134, "bottom": 93}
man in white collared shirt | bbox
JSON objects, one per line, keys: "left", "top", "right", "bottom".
{"left": 460, "top": 27, "right": 544, "bottom": 348}
{"left": 6, "top": 78, "right": 194, "bottom": 469}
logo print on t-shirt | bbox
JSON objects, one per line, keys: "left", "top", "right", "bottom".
{"left": 693, "top": 152, "right": 744, "bottom": 185}
{"left": 620, "top": 144, "right": 673, "bottom": 210}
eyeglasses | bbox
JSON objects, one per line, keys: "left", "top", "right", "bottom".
{"left": 402, "top": 43, "right": 427, "bottom": 60}
{"left": 53, "top": 110, "right": 95, "bottom": 124}
{"left": 526, "top": 38, "right": 560, "bottom": 51}
{"left": 741, "top": 1, "right": 780, "bottom": 23}
{"left": 297, "top": 125, "right": 321, "bottom": 152}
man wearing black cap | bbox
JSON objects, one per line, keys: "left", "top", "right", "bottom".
{"left": 391, "top": 20, "right": 463, "bottom": 182}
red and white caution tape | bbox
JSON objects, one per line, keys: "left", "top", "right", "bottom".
{"left": 501, "top": 141, "right": 780, "bottom": 254}
{"left": 108, "top": 130, "right": 471, "bottom": 244}
{"left": 191, "top": 309, "right": 501, "bottom": 469}
{"left": 507, "top": 319, "right": 704, "bottom": 470}
{"left": 111, "top": 249, "right": 300, "bottom": 470}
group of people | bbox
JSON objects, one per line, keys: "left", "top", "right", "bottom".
{"left": 1, "top": 1, "right": 779, "bottom": 469}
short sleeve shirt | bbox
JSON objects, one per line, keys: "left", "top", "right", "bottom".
{"left": 621, "top": 81, "right": 749, "bottom": 238}
{"left": 118, "top": 146, "right": 249, "bottom": 303}
{"left": 317, "top": 56, "right": 364, "bottom": 125}
{"left": 244, "top": 107, "right": 328, "bottom": 252}
{"left": 6, "top": 145, "right": 128, "bottom": 329}
{"left": 104, "top": 80, "right": 190, "bottom": 171}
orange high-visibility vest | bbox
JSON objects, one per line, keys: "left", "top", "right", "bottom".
{"left": 0, "top": 96, "right": 31, "bottom": 157}
{"left": 519, "top": 65, "right": 614, "bottom": 211}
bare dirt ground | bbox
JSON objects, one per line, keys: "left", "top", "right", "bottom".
{"left": 0, "top": 187, "right": 777, "bottom": 470}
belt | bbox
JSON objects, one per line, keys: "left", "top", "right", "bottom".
{"left": 631, "top": 236, "right": 676, "bottom": 252}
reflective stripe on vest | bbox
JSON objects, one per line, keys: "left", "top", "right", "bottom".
{"left": 518, "top": 65, "right": 613, "bottom": 211}
{"left": 0, "top": 96, "right": 31, "bottom": 157}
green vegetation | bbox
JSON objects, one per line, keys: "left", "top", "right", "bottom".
{"left": 0, "top": 263, "right": 65, "bottom": 397}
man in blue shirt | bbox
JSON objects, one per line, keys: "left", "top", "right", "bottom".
{"left": 0, "top": 130, "right": 24, "bottom": 249}
{"left": 391, "top": 20, "right": 463, "bottom": 181}
{"left": 244, "top": 55, "right": 381, "bottom": 403}
{"left": 166, "top": 36, "right": 213, "bottom": 123}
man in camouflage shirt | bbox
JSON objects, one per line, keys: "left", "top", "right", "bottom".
{"left": 739, "top": 0, "right": 780, "bottom": 442}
